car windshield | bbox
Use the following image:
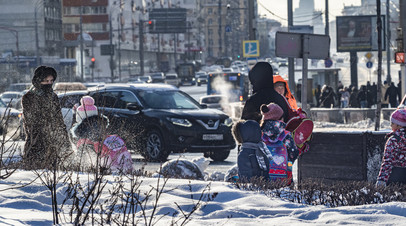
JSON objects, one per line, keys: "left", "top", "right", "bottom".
{"left": 1, "top": 93, "right": 20, "bottom": 99}
{"left": 166, "top": 75, "right": 177, "bottom": 79}
{"left": 0, "top": 99, "right": 6, "bottom": 107}
{"left": 201, "top": 96, "right": 223, "bottom": 104}
{"left": 136, "top": 90, "right": 200, "bottom": 110}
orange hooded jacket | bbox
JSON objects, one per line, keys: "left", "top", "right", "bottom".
{"left": 273, "top": 75, "right": 298, "bottom": 110}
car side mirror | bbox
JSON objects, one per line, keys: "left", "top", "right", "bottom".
{"left": 200, "top": 104, "right": 208, "bottom": 109}
{"left": 127, "top": 103, "right": 143, "bottom": 111}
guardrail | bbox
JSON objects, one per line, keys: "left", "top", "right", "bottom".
{"left": 229, "top": 104, "right": 397, "bottom": 124}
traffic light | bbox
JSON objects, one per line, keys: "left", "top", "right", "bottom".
{"left": 90, "top": 57, "right": 95, "bottom": 68}
{"left": 148, "top": 20, "right": 155, "bottom": 31}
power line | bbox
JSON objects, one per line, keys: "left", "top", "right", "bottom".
{"left": 258, "top": 1, "right": 324, "bottom": 23}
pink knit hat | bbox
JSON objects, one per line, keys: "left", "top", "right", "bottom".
{"left": 261, "top": 103, "right": 283, "bottom": 121}
{"left": 76, "top": 96, "right": 98, "bottom": 123}
{"left": 391, "top": 109, "right": 406, "bottom": 127}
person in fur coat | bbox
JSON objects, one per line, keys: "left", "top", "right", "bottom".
{"left": 22, "top": 66, "right": 72, "bottom": 169}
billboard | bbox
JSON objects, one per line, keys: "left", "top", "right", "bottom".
{"left": 148, "top": 8, "right": 187, "bottom": 33}
{"left": 336, "top": 15, "right": 385, "bottom": 52}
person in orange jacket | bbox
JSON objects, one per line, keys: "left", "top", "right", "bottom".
{"left": 273, "top": 75, "right": 298, "bottom": 111}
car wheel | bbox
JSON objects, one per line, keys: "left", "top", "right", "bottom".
{"left": 197, "top": 82, "right": 201, "bottom": 86}
{"left": 206, "top": 150, "right": 230, "bottom": 161}
{"left": 142, "top": 129, "right": 169, "bottom": 162}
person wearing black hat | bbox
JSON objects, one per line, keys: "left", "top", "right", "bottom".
{"left": 241, "top": 62, "right": 290, "bottom": 123}
{"left": 22, "top": 65, "right": 72, "bottom": 169}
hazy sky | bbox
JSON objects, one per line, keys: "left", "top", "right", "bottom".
{"left": 258, "top": 0, "right": 362, "bottom": 26}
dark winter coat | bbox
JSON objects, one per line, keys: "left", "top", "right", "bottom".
{"left": 377, "top": 128, "right": 406, "bottom": 185}
{"left": 320, "top": 86, "right": 336, "bottom": 108}
{"left": 70, "top": 114, "right": 110, "bottom": 143}
{"left": 22, "top": 67, "right": 71, "bottom": 168}
{"left": 385, "top": 83, "right": 399, "bottom": 107}
{"left": 349, "top": 87, "right": 359, "bottom": 108}
{"left": 232, "top": 120, "right": 270, "bottom": 181}
{"left": 241, "top": 62, "right": 290, "bottom": 123}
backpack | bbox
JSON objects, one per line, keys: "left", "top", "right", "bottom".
{"left": 286, "top": 107, "right": 313, "bottom": 155}
{"left": 100, "top": 135, "right": 134, "bottom": 173}
{"left": 262, "top": 131, "right": 292, "bottom": 182}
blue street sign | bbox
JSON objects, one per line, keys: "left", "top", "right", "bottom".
{"left": 243, "top": 40, "right": 259, "bottom": 57}
{"left": 366, "top": 61, "right": 373, "bottom": 68}
{"left": 225, "top": 25, "right": 232, "bottom": 32}
{"left": 324, "top": 58, "right": 333, "bottom": 68}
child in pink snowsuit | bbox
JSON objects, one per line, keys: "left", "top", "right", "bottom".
{"left": 71, "top": 96, "right": 133, "bottom": 173}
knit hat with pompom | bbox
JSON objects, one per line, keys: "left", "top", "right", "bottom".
{"left": 260, "top": 103, "right": 283, "bottom": 121}
{"left": 76, "top": 96, "right": 98, "bottom": 123}
{"left": 391, "top": 109, "right": 406, "bottom": 127}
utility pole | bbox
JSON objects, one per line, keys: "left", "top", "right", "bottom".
{"left": 218, "top": 0, "right": 222, "bottom": 57}
{"left": 401, "top": 1, "right": 406, "bottom": 97}
{"left": 139, "top": 19, "right": 144, "bottom": 76}
{"left": 386, "top": 0, "right": 391, "bottom": 83}
{"left": 248, "top": 0, "right": 255, "bottom": 40}
{"left": 375, "top": 0, "right": 383, "bottom": 131}
{"left": 325, "top": 0, "right": 329, "bottom": 37}
{"left": 118, "top": 12, "right": 122, "bottom": 82}
{"left": 288, "top": 0, "right": 295, "bottom": 96}
{"left": 79, "top": 3, "right": 84, "bottom": 81}
{"left": 109, "top": 13, "right": 114, "bottom": 82}
{"left": 35, "top": 7, "right": 40, "bottom": 67}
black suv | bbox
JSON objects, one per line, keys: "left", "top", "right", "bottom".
{"left": 88, "top": 83, "right": 235, "bottom": 162}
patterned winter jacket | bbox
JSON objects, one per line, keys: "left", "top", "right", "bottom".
{"left": 377, "top": 128, "right": 406, "bottom": 183}
{"left": 261, "top": 120, "right": 299, "bottom": 163}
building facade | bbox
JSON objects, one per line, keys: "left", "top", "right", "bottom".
{"left": 0, "top": 0, "right": 64, "bottom": 84}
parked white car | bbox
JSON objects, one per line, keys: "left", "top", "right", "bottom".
{"left": 0, "top": 91, "right": 23, "bottom": 108}
{"left": 0, "top": 98, "right": 22, "bottom": 139}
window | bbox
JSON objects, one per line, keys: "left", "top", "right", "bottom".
{"left": 135, "top": 90, "right": 199, "bottom": 110}
{"left": 63, "top": 6, "right": 107, "bottom": 16}
{"left": 92, "top": 91, "right": 120, "bottom": 108}
{"left": 116, "top": 91, "right": 139, "bottom": 109}
{"left": 83, "top": 23, "right": 107, "bottom": 32}
{"left": 208, "top": 8, "right": 212, "bottom": 14}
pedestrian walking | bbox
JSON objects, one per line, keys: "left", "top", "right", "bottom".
{"left": 22, "top": 66, "right": 72, "bottom": 169}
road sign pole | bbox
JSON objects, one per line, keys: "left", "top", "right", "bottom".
{"left": 302, "top": 34, "right": 309, "bottom": 113}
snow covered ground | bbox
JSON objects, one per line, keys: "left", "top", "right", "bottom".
{"left": 313, "top": 118, "right": 392, "bottom": 132}
{"left": 0, "top": 119, "right": 402, "bottom": 225}
{"left": 1, "top": 170, "right": 406, "bottom": 225}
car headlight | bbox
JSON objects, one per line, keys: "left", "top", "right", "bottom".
{"left": 224, "top": 117, "right": 233, "bottom": 127}
{"left": 168, "top": 117, "right": 192, "bottom": 127}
